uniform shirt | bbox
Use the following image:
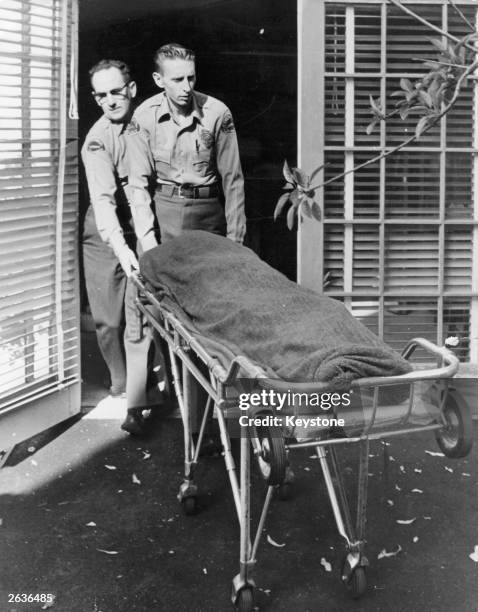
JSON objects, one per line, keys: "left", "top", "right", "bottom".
{"left": 81, "top": 115, "right": 158, "bottom": 259}
{"left": 128, "top": 91, "right": 246, "bottom": 244}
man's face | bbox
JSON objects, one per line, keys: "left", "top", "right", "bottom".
{"left": 153, "top": 59, "right": 196, "bottom": 111}
{"left": 91, "top": 67, "right": 136, "bottom": 123}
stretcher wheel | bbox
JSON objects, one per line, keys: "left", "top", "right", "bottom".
{"left": 181, "top": 496, "right": 198, "bottom": 516}
{"left": 342, "top": 558, "right": 367, "bottom": 599}
{"left": 435, "top": 390, "right": 473, "bottom": 458}
{"left": 256, "top": 424, "right": 287, "bottom": 486}
{"left": 235, "top": 587, "right": 254, "bottom": 612}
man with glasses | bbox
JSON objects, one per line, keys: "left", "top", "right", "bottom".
{"left": 82, "top": 59, "right": 160, "bottom": 435}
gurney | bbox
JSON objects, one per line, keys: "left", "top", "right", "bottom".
{"left": 132, "top": 232, "right": 473, "bottom": 612}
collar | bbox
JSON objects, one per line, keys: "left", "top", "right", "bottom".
{"left": 157, "top": 91, "right": 205, "bottom": 125}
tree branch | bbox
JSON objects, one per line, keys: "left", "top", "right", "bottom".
{"left": 387, "top": 0, "right": 477, "bottom": 54}
{"left": 447, "top": 0, "right": 475, "bottom": 33}
{"left": 310, "top": 59, "right": 478, "bottom": 191}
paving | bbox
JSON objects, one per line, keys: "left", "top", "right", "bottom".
{"left": 0, "top": 397, "right": 477, "bottom": 612}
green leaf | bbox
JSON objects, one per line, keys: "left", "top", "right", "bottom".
{"left": 418, "top": 90, "right": 433, "bottom": 107}
{"left": 366, "top": 120, "right": 378, "bottom": 135}
{"left": 415, "top": 115, "right": 429, "bottom": 140}
{"left": 273, "top": 192, "right": 291, "bottom": 220}
{"left": 301, "top": 198, "right": 312, "bottom": 218}
{"left": 399, "top": 106, "right": 409, "bottom": 120}
{"left": 428, "top": 37, "right": 448, "bottom": 53}
{"left": 286, "top": 204, "right": 298, "bottom": 230}
{"left": 369, "top": 95, "right": 382, "bottom": 118}
{"left": 292, "top": 167, "right": 309, "bottom": 188}
{"left": 400, "top": 78, "right": 413, "bottom": 93}
{"left": 283, "top": 159, "right": 295, "bottom": 185}
{"left": 311, "top": 201, "right": 321, "bottom": 221}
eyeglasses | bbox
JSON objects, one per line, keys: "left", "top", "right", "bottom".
{"left": 92, "top": 82, "right": 130, "bottom": 104}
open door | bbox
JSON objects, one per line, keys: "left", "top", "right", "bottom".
{"left": 0, "top": 0, "right": 81, "bottom": 459}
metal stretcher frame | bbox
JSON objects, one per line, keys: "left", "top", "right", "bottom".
{"left": 132, "top": 273, "right": 472, "bottom": 612}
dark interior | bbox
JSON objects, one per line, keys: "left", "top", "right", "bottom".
{"left": 79, "top": 0, "right": 298, "bottom": 303}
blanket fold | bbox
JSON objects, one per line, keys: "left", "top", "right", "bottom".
{"left": 140, "top": 231, "right": 412, "bottom": 388}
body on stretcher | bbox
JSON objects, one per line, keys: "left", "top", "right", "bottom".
{"left": 131, "top": 271, "right": 473, "bottom": 612}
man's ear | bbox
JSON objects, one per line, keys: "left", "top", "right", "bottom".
{"left": 129, "top": 80, "right": 137, "bottom": 99}
{"left": 152, "top": 72, "right": 163, "bottom": 89}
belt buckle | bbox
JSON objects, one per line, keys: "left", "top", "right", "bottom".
{"left": 177, "top": 184, "right": 184, "bottom": 198}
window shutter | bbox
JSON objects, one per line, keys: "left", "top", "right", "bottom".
{"left": 0, "top": 0, "right": 79, "bottom": 412}
{"left": 321, "top": 1, "right": 478, "bottom": 362}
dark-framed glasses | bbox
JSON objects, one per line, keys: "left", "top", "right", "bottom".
{"left": 92, "top": 82, "right": 130, "bottom": 104}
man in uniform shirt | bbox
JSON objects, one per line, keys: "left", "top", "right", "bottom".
{"left": 127, "top": 43, "right": 246, "bottom": 244}
{"left": 82, "top": 59, "right": 159, "bottom": 435}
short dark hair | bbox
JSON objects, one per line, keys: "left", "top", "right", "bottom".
{"left": 154, "top": 44, "right": 195, "bottom": 73}
{"left": 89, "top": 59, "right": 131, "bottom": 85}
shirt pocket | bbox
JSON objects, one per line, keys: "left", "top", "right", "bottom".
{"left": 192, "top": 148, "right": 212, "bottom": 176}
{"left": 152, "top": 147, "right": 171, "bottom": 180}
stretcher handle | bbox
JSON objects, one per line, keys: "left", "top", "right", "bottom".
{"left": 254, "top": 337, "right": 459, "bottom": 394}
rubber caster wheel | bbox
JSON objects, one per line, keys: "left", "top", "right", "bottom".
{"left": 435, "top": 390, "right": 473, "bottom": 458}
{"left": 181, "top": 496, "right": 198, "bottom": 516}
{"left": 342, "top": 560, "right": 367, "bottom": 599}
{"left": 235, "top": 587, "right": 254, "bottom": 612}
{"left": 255, "top": 419, "right": 287, "bottom": 486}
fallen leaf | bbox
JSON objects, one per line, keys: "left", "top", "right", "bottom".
{"left": 389, "top": 456, "right": 396, "bottom": 461}
{"left": 267, "top": 534, "right": 286, "bottom": 548}
{"left": 86, "top": 522, "right": 96, "bottom": 527}
{"left": 397, "top": 518, "right": 416, "bottom": 525}
{"left": 444, "top": 466, "right": 453, "bottom": 473}
{"left": 469, "top": 546, "right": 478, "bottom": 562}
{"left": 105, "top": 465, "right": 117, "bottom": 470}
{"left": 395, "top": 484, "right": 402, "bottom": 491}
{"left": 132, "top": 473, "right": 141, "bottom": 485}
{"left": 400, "top": 465, "right": 406, "bottom": 473}
{"left": 425, "top": 450, "right": 444, "bottom": 457}
{"left": 411, "top": 489, "right": 423, "bottom": 494}
{"left": 41, "top": 596, "right": 56, "bottom": 610}
{"left": 413, "top": 537, "right": 419, "bottom": 543}
{"left": 423, "top": 516, "right": 432, "bottom": 520}
{"left": 304, "top": 467, "right": 310, "bottom": 472}
{"left": 368, "top": 473, "right": 374, "bottom": 477}
{"left": 414, "top": 469, "right": 422, "bottom": 474}
{"left": 320, "top": 557, "right": 332, "bottom": 572}
{"left": 387, "top": 500, "right": 394, "bottom": 507}
{"left": 462, "top": 473, "right": 471, "bottom": 477}
{"left": 169, "top": 550, "right": 175, "bottom": 554}
{"left": 377, "top": 544, "right": 402, "bottom": 559}
{"left": 203, "top": 568, "right": 207, "bottom": 574}
{"left": 31, "top": 459, "right": 38, "bottom": 466}
{"left": 309, "top": 455, "right": 318, "bottom": 459}
{"left": 263, "top": 589, "right": 271, "bottom": 595}
{"left": 142, "top": 451, "right": 151, "bottom": 460}
{"left": 96, "top": 548, "right": 119, "bottom": 555}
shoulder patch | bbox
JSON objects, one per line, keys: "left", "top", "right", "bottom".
{"left": 221, "top": 111, "right": 235, "bottom": 133}
{"left": 199, "top": 128, "right": 214, "bottom": 149}
{"left": 125, "top": 118, "right": 140, "bottom": 135}
{"left": 87, "top": 139, "right": 105, "bottom": 152}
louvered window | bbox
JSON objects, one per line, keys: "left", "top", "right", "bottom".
{"left": 0, "top": 0, "right": 79, "bottom": 413}
{"left": 305, "top": 0, "right": 478, "bottom": 363}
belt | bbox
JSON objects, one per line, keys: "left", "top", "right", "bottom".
{"left": 156, "top": 183, "right": 219, "bottom": 199}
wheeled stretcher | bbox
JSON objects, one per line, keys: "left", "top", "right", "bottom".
{"left": 132, "top": 270, "right": 473, "bottom": 612}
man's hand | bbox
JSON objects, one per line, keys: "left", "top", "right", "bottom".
{"left": 117, "top": 246, "right": 139, "bottom": 277}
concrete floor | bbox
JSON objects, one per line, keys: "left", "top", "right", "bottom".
{"left": 0, "top": 332, "right": 477, "bottom": 612}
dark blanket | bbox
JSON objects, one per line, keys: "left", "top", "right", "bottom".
{"left": 140, "top": 231, "right": 412, "bottom": 388}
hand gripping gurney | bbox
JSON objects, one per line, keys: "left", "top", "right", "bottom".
{"left": 132, "top": 231, "right": 473, "bottom": 612}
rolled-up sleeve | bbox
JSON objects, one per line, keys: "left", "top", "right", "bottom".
{"left": 124, "top": 125, "right": 158, "bottom": 252}
{"left": 215, "top": 108, "right": 246, "bottom": 244}
{"left": 81, "top": 139, "right": 129, "bottom": 259}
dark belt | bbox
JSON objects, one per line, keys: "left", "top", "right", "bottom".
{"left": 156, "top": 183, "right": 219, "bottom": 199}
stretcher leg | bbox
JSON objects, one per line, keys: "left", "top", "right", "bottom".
{"left": 231, "top": 430, "right": 255, "bottom": 611}
{"left": 317, "top": 443, "right": 368, "bottom": 598}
